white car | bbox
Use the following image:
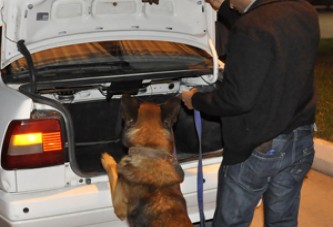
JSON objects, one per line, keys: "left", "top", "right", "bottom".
{"left": 0, "top": 0, "right": 224, "bottom": 226}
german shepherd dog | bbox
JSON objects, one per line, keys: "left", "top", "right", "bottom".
{"left": 101, "top": 94, "right": 193, "bottom": 227}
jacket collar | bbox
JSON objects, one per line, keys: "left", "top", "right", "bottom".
{"left": 247, "top": 0, "right": 290, "bottom": 12}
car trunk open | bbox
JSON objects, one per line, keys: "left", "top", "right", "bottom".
{"left": 2, "top": 40, "right": 223, "bottom": 177}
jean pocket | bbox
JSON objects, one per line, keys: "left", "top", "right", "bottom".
{"left": 236, "top": 151, "right": 284, "bottom": 192}
{"left": 290, "top": 144, "right": 314, "bottom": 183}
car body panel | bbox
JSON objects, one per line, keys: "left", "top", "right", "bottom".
{"left": 0, "top": 82, "right": 33, "bottom": 165}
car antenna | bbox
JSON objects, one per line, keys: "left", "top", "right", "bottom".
{"left": 17, "top": 40, "right": 38, "bottom": 94}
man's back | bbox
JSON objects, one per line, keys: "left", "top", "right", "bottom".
{"left": 217, "top": 0, "right": 320, "bottom": 164}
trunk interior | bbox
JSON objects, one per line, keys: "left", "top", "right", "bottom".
{"left": 63, "top": 94, "right": 223, "bottom": 177}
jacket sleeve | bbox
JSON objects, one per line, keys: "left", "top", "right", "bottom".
{"left": 192, "top": 30, "right": 273, "bottom": 117}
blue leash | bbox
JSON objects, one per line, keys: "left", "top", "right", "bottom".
{"left": 194, "top": 110, "right": 206, "bottom": 227}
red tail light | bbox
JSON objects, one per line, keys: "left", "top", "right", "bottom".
{"left": 1, "top": 119, "right": 65, "bottom": 170}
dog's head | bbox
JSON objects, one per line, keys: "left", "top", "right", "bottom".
{"left": 120, "top": 94, "right": 181, "bottom": 154}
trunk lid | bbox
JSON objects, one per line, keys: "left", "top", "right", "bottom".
{"left": 1, "top": 0, "right": 216, "bottom": 69}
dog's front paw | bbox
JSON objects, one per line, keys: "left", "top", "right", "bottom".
{"left": 101, "top": 152, "right": 117, "bottom": 171}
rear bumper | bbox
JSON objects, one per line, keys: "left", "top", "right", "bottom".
{"left": 0, "top": 158, "right": 221, "bottom": 226}
{"left": 0, "top": 208, "right": 125, "bottom": 227}
{"left": 0, "top": 184, "right": 217, "bottom": 227}
{"left": 0, "top": 182, "right": 124, "bottom": 227}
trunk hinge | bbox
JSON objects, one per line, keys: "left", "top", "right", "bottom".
{"left": 208, "top": 38, "right": 220, "bottom": 84}
{"left": 17, "top": 40, "right": 38, "bottom": 94}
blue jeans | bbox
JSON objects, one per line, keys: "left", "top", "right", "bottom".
{"left": 212, "top": 125, "right": 315, "bottom": 227}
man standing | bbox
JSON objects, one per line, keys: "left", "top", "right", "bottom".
{"left": 182, "top": 0, "right": 320, "bottom": 226}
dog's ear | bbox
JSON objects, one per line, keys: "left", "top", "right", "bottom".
{"left": 120, "top": 94, "right": 140, "bottom": 126}
{"left": 160, "top": 96, "right": 181, "bottom": 128}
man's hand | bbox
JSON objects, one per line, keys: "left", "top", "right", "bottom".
{"left": 205, "top": 0, "right": 224, "bottom": 11}
{"left": 181, "top": 88, "right": 197, "bottom": 110}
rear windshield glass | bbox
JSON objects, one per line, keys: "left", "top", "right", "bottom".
{"left": 2, "top": 40, "right": 213, "bottom": 84}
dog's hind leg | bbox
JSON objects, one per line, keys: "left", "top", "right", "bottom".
{"left": 101, "top": 153, "right": 128, "bottom": 220}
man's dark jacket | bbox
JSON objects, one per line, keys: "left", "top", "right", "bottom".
{"left": 192, "top": 0, "right": 320, "bottom": 165}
